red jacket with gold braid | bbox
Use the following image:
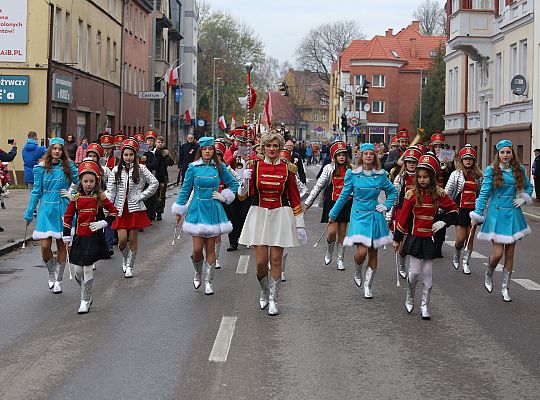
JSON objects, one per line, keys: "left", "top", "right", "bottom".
{"left": 106, "top": 155, "right": 116, "bottom": 169}
{"left": 240, "top": 158, "right": 302, "bottom": 217}
{"left": 393, "top": 187, "right": 458, "bottom": 242}
{"left": 63, "top": 192, "right": 119, "bottom": 237}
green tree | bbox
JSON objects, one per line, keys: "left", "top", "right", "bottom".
{"left": 413, "top": 48, "right": 445, "bottom": 139}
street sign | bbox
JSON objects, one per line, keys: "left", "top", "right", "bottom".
{"left": 511, "top": 75, "right": 527, "bottom": 95}
{"left": 197, "top": 119, "right": 205, "bottom": 127}
{"left": 138, "top": 91, "right": 166, "bottom": 100}
{"left": 350, "top": 117, "right": 359, "bottom": 126}
{"left": 350, "top": 126, "right": 362, "bottom": 135}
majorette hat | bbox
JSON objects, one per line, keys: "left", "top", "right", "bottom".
{"left": 459, "top": 144, "right": 476, "bottom": 160}
{"left": 114, "top": 133, "right": 127, "bottom": 145}
{"left": 121, "top": 138, "right": 139, "bottom": 153}
{"left": 134, "top": 132, "right": 146, "bottom": 142}
{"left": 86, "top": 143, "right": 104, "bottom": 158}
{"left": 78, "top": 160, "right": 101, "bottom": 177}
{"left": 145, "top": 130, "right": 158, "bottom": 140}
{"left": 215, "top": 140, "right": 226, "bottom": 156}
{"left": 417, "top": 153, "right": 440, "bottom": 175}
{"left": 430, "top": 130, "right": 445, "bottom": 145}
{"left": 403, "top": 146, "right": 423, "bottom": 162}
{"left": 330, "top": 141, "right": 347, "bottom": 158}
{"left": 100, "top": 133, "right": 114, "bottom": 148}
{"left": 416, "top": 143, "right": 429, "bottom": 154}
{"left": 230, "top": 127, "right": 248, "bottom": 142}
{"left": 279, "top": 148, "right": 292, "bottom": 162}
{"left": 396, "top": 129, "right": 409, "bottom": 141}
{"left": 391, "top": 136, "right": 398, "bottom": 144}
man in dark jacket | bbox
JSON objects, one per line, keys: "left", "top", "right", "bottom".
{"left": 285, "top": 139, "right": 306, "bottom": 183}
{"left": 0, "top": 141, "right": 17, "bottom": 162}
{"left": 384, "top": 128, "right": 410, "bottom": 172}
{"left": 22, "top": 131, "right": 46, "bottom": 190}
{"left": 143, "top": 130, "right": 163, "bottom": 221}
{"left": 155, "top": 136, "right": 174, "bottom": 220}
{"left": 65, "top": 134, "right": 77, "bottom": 161}
{"left": 533, "top": 148, "right": 540, "bottom": 201}
{"left": 177, "top": 133, "right": 199, "bottom": 184}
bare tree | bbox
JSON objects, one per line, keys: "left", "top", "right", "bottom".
{"left": 413, "top": 0, "right": 446, "bottom": 36}
{"left": 196, "top": 1, "right": 211, "bottom": 26}
{"left": 296, "top": 20, "right": 364, "bottom": 84}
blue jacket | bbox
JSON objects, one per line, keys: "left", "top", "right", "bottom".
{"left": 22, "top": 139, "right": 46, "bottom": 184}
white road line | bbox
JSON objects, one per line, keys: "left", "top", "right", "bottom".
{"left": 236, "top": 255, "right": 250, "bottom": 274}
{"left": 512, "top": 279, "right": 540, "bottom": 291}
{"left": 444, "top": 241, "right": 486, "bottom": 259}
{"left": 209, "top": 316, "right": 237, "bottom": 363}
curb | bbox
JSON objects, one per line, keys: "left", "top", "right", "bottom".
{"left": 523, "top": 211, "right": 540, "bottom": 221}
{"left": 0, "top": 237, "right": 32, "bottom": 257}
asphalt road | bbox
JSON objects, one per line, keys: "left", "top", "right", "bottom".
{"left": 0, "top": 165, "right": 539, "bottom": 400}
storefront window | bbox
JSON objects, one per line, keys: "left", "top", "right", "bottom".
{"left": 369, "top": 126, "right": 385, "bottom": 144}
{"left": 105, "top": 115, "right": 114, "bottom": 133}
{"left": 51, "top": 107, "right": 65, "bottom": 137}
{"left": 76, "top": 111, "right": 88, "bottom": 139}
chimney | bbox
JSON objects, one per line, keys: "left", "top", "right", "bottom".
{"left": 412, "top": 20, "right": 420, "bottom": 32}
{"left": 385, "top": 28, "right": 393, "bottom": 37}
{"left": 410, "top": 38, "right": 417, "bottom": 58}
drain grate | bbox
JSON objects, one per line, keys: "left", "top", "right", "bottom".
{"left": 0, "top": 268, "right": 23, "bottom": 275}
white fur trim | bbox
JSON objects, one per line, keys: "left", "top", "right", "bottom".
{"left": 351, "top": 167, "right": 385, "bottom": 175}
{"left": 477, "top": 227, "right": 531, "bottom": 244}
{"left": 295, "top": 214, "right": 305, "bottom": 229}
{"left": 38, "top": 161, "right": 45, "bottom": 167}
{"left": 469, "top": 211, "right": 484, "bottom": 223}
{"left": 343, "top": 233, "right": 393, "bottom": 249}
{"left": 221, "top": 188, "right": 235, "bottom": 205}
{"left": 171, "top": 202, "right": 187, "bottom": 216}
{"left": 182, "top": 221, "right": 233, "bottom": 237}
{"left": 520, "top": 192, "right": 533, "bottom": 206}
{"left": 32, "top": 231, "right": 62, "bottom": 240}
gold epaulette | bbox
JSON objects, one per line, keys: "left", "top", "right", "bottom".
{"left": 286, "top": 162, "right": 298, "bottom": 174}
{"left": 69, "top": 193, "right": 80, "bottom": 201}
{"left": 404, "top": 189, "right": 414, "bottom": 200}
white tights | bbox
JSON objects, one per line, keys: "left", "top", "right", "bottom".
{"left": 408, "top": 256, "right": 433, "bottom": 288}
{"left": 74, "top": 265, "right": 94, "bottom": 283}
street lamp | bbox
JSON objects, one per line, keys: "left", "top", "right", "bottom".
{"left": 212, "top": 57, "right": 221, "bottom": 136}
{"left": 216, "top": 77, "right": 222, "bottom": 136}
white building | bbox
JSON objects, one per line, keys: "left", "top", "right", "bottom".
{"left": 179, "top": 0, "right": 198, "bottom": 139}
{"left": 445, "top": 0, "right": 534, "bottom": 170}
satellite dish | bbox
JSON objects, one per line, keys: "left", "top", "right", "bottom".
{"left": 363, "top": 103, "right": 371, "bottom": 112}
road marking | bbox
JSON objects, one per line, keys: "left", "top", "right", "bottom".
{"left": 444, "top": 241, "right": 486, "bottom": 259}
{"left": 209, "top": 316, "right": 237, "bottom": 363}
{"left": 236, "top": 255, "right": 250, "bottom": 274}
{"left": 512, "top": 279, "right": 540, "bottom": 290}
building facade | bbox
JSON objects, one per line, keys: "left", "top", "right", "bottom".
{"left": 445, "top": 0, "right": 534, "bottom": 170}
{"left": 179, "top": 0, "right": 198, "bottom": 141}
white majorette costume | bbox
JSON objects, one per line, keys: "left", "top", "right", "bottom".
{"left": 106, "top": 138, "right": 159, "bottom": 278}
{"left": 470, "top": 139, "right": 533, "bottom": 301}
{"left": 389, "top": 146, "right": 423, "bottom": 279}
{"left": 445, "top": 144, "right": 482, "bottom": 274}
{"left": 24, "top": 137, "right": 79, "bottom": 293}
{"left": 63, "top": 160, "right": 119, "bottom": 313}
{"left": 393, "top": 154, "right": 458, "bottom": 319}
{"left": 172, "top": 136, "right": 239, "bottom": 294}
{"left": 304, "top": 140, "right": 352, "bottom": 270}
{"left": 329, "top": 143, "right": 397, "bottom": 299}
{"left": 238, "top": 131, "right": 307, "bottom": 315}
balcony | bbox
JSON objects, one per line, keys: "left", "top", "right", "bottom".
{"left": 448, "top": 2, "right": 495, "bottom": 61}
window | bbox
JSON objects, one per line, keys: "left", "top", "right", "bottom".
{"left": 510, "top": 43, "right": 517, "bottom": 101}
{"left": 106, "top": 37, "right": 111, "bottom": 78}
{"left": 519, "top": 39, "right": 527, "bottom": 77}
{"left": 112, "top": 41, "right": 117, "bottom": 75}
{"left": 54, "top": 8, "right": 62, "bottom": 61}
{"left": 128, "top": 64, "right": 132, "bottom": 94}
{"left": 429, "top": 50, "right": 439, "bottom": 57}
{"left": 96, "top": 31, "right": 102, "bottom": 77}
{"left": 354, "top": 74, "right": 366, "bottom": 87}
{"left": 372, "top": 101, "right": 385, "bottom": 113}
{"left": 391, "top": 50, "right": 399, "bottom": 58}
{"left": 133, "top": 68, "right": 137, "bottom": 95}
{"left": 123, "top": 62, "right": 127, "bottom": 91}
{"left": 468, "top": 63, "right": 476, "bottom": 112}
{"left": 77, "top": 19, "right": 83, "bottom": 67}
{"left": 322, "top": 113, "right": 327, "bottom": 123}
{"left": 314, "top": 112, "right": 319, "bottom": 122}
{"left": 369, "top": 126, "right": 385, "bottom": 144}
{"left": 355, "top": 97, "right": 367, "bottom": 112}
{"left": 86, "top": 24, "right": 92, "bottom": 73}
{"left": 64, "top": 12, "right": 71, "bottom": 63}
{"left": 373, "top": 74, "right": 385, "bottom": 87}
{"left": 76, "top": 112, "right": 88, "bottom": 139}
{"left": 51, "top": 108, "right": 65, "bottom": 137}
{"left": 495, "top": 53, "right": 502, "bottom": 105}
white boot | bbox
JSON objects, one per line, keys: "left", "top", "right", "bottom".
{"left": 53, "top": 262, "right": 66, "bottom": 294}
{"left": 452, "top": 247, "right": 462, "bottom": 270}
{"left": 363, "top": 266, "right": 375, "bottom": 299}
{"left": 204, "top": 261, "right": 216, "bottom": 295}
{"left": 124, "top": 250, "right": 136, "bottom": 278}
{"left": 258, "top": 275, "right": 270, "bottom": 310}
{"left": 215, "top": 243, "right": 222, "bottom": 270}
{"left": 45, "top": 257, "right": 56, "bottom": 290}
{"left": 268, "top": 275, "right": 281, "bottom": 316}
{"left": 281, "top": 252, "right": 288, "bottom": 282}
{"left": 336, "top": 243, "right": 345, "bottom": 270}
{"left": 462, "top": 248, "right": 471, "bottom": 274}
{"left": 324, "top": 240, "right": 335, "bottom": 265}
{"left": 120, "top": 246, "right": 129, "bottom": 273}
{"left": 192, "top": 257, "right": 203, "bottom": 289}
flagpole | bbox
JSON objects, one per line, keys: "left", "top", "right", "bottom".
{"left": 150, "top": 0, "right": 157, "bottom": 128}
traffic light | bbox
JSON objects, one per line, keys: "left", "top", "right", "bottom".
{"left": 341, "top": 114, "right": 348, "bottom": 133}
{"left": 361, "top": 79, "right": 370, "bottom": 95}
{"left": 278, "top": 82, "right": 289, "bottom": 96}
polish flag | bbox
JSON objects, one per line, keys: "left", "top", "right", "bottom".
{"left": 231, "top": 112, "right": 236, "bottom": 129}
{"left": 218, "top": 115, "right": 227, "bottom": 130}
{"left": 263, "top": 94, "right": 272, "bottom": 128}
{"left": 163, "top": 65, "right": 180, "bottom": 88}
{"left": 185, "top": 109, "right": 192, "bottom": 125}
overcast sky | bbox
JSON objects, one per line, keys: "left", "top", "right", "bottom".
{"left": 203, "top": 0, "right": 445, "bottom": 65}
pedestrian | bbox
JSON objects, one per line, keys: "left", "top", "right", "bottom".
{"left": 65, "top": 134, "right": 78, "bottom": 161}
{"left": 23, "top": 137, "right": 79, "bottom": 293}
{"left": 238, "top": 130, "right": 308, "bottom": 315}
{"left": 304, "top": 141, "right": 352, "bottom": 271}
{"left": 389, "top": 146, "right": 423, "bottom": 279}
{"left": 305, "top": 143, "right": 312, "bottom": 166}
{"left": 143, "top": 130, "right": 164, "bottom": 221}
{"left": 75, "top": 137, "right": 89, "bottom": 165}
{"left": 106, "top": 138, "right": 159, "bottom": 278}
{"left": 532, "top": 148, "right": 540, "bottom": 201}
{"left": 285, "top": 139, "right": 306, "bottom": 183}
{"left": 393, "top": 153, "right": 458, "bottom": 319}
{"left": 445, "top": 145, "right": 483, "bottom": 274}
{"left": 177, "top": 133, "right": 199, "bottom": 185}
{"left": 155, "top": 135, "right": 175, "bottom": 220}
{"left": 22, "top": 132, "right": 46, "bottom": 190}
{"left": 329, "top": 143, "right": 397, "bottom": 299}
{"left": 171, "top": 136, "right": 239, "bottom": 295}
{"left": 470, "top": 139, "right": 534, "bottom": 302}
{"left": 384, "top": 128, "right": 409, "bottom": 174}
{"left": 62, "top": 160, "right": 119, "bottom": 313}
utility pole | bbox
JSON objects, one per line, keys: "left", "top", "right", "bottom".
{"left": 419, "top": 68, "right": 423, "bottom": 129}
{"left": 150, "top": 0, "right": 157, "bottom": 128}
{"left": 211, "top": 57, "right": 221, "bottom": 136}
{"left": 216, "top": 77, "right": 221, "bottom": 136}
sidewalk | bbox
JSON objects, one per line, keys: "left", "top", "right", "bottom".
{"left": 0, "top": 166, "right": 181, "bottom": 256}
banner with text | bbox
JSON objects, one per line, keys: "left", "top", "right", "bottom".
{"left": 0, "top": 0, "right": 27, "bottom": 62}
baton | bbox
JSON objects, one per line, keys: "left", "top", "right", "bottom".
{"left": 22, "top": 223, "right": 29, "bottom": 249}
{"left": 66, "top": 245, "right": 73, "bottom": 280}
{"left": 171, "top": 225, "right": 178, "bottom": 246}
{"left": 466, "top": 224, "right": 476, "bottom": 252}
{"left": 395, "top": 252, "right": 401, "bottom": 287}
{"left": 313, "top": 224, "right": 330, "bottom": 248}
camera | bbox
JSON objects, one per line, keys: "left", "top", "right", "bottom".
{"left": 7, "top": 139, "right": 14, "bottom": 145}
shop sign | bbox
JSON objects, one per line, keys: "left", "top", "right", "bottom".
{"left": 0, "top": 1, "right": 27, "bottom": 62}
{"left": 0, "top": 75, "right": 29, "bottom": 103}
{"left": 52, "top": 74, "right": 73, "bottom": 103}
{"left": 511, "top": 75, "right": 527, "bottom": 96}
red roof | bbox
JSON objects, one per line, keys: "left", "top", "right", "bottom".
{"left": 267, "top": 92, "right": 296, "bottom": 124}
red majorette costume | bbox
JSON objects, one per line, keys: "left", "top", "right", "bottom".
{"left": 304, "top": 140, "right": 352, "bottom": 270}
{"left": 393, "top": 154, "right": 458, "bottom": 320}
{"left": 100, "top": 133, "right": 116, "bottom": 170}
{"left": 63, "top": 160, "right": 119, "bottom": 313}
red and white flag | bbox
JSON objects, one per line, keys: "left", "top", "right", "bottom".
{"left": 184, "top": 109, "right": 192, "bottom": 125}
{"left": 218, "top": 115, "right": 227, "bottom": 130}
{"left": 163, "top": 65, "right": 180, "bottom": 88}
{"left": 263, "top": 94, "right": 272, "bottom": 128}
{"left": 231, "top": 112, "right": 236, "bottom": 129}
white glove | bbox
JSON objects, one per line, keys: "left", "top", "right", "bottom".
{"left": 432, "top": 221, "right": 446, "bottom": 233}
{"left": 375, "top": 204, "right": 387, "bottom": 213}
{"left": 212, "top": 191, "right": 226, "bottom": 202}
{"left": 297, "top": 227, "right": 308, "bottom": 245}
{"left": 512, "top": 198, "right": 526, "bottom": 208}
{"left": 89, "top": 220, "right": 108, "bottom": 231}
{"left": 60, "top": 189, "right": 71, "bottom": 199}
{"left": 62, "top": 236, "right": 72, "bottom": 244}
{"left": 243, "top": 169, "right": 252, "bottom": 180}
